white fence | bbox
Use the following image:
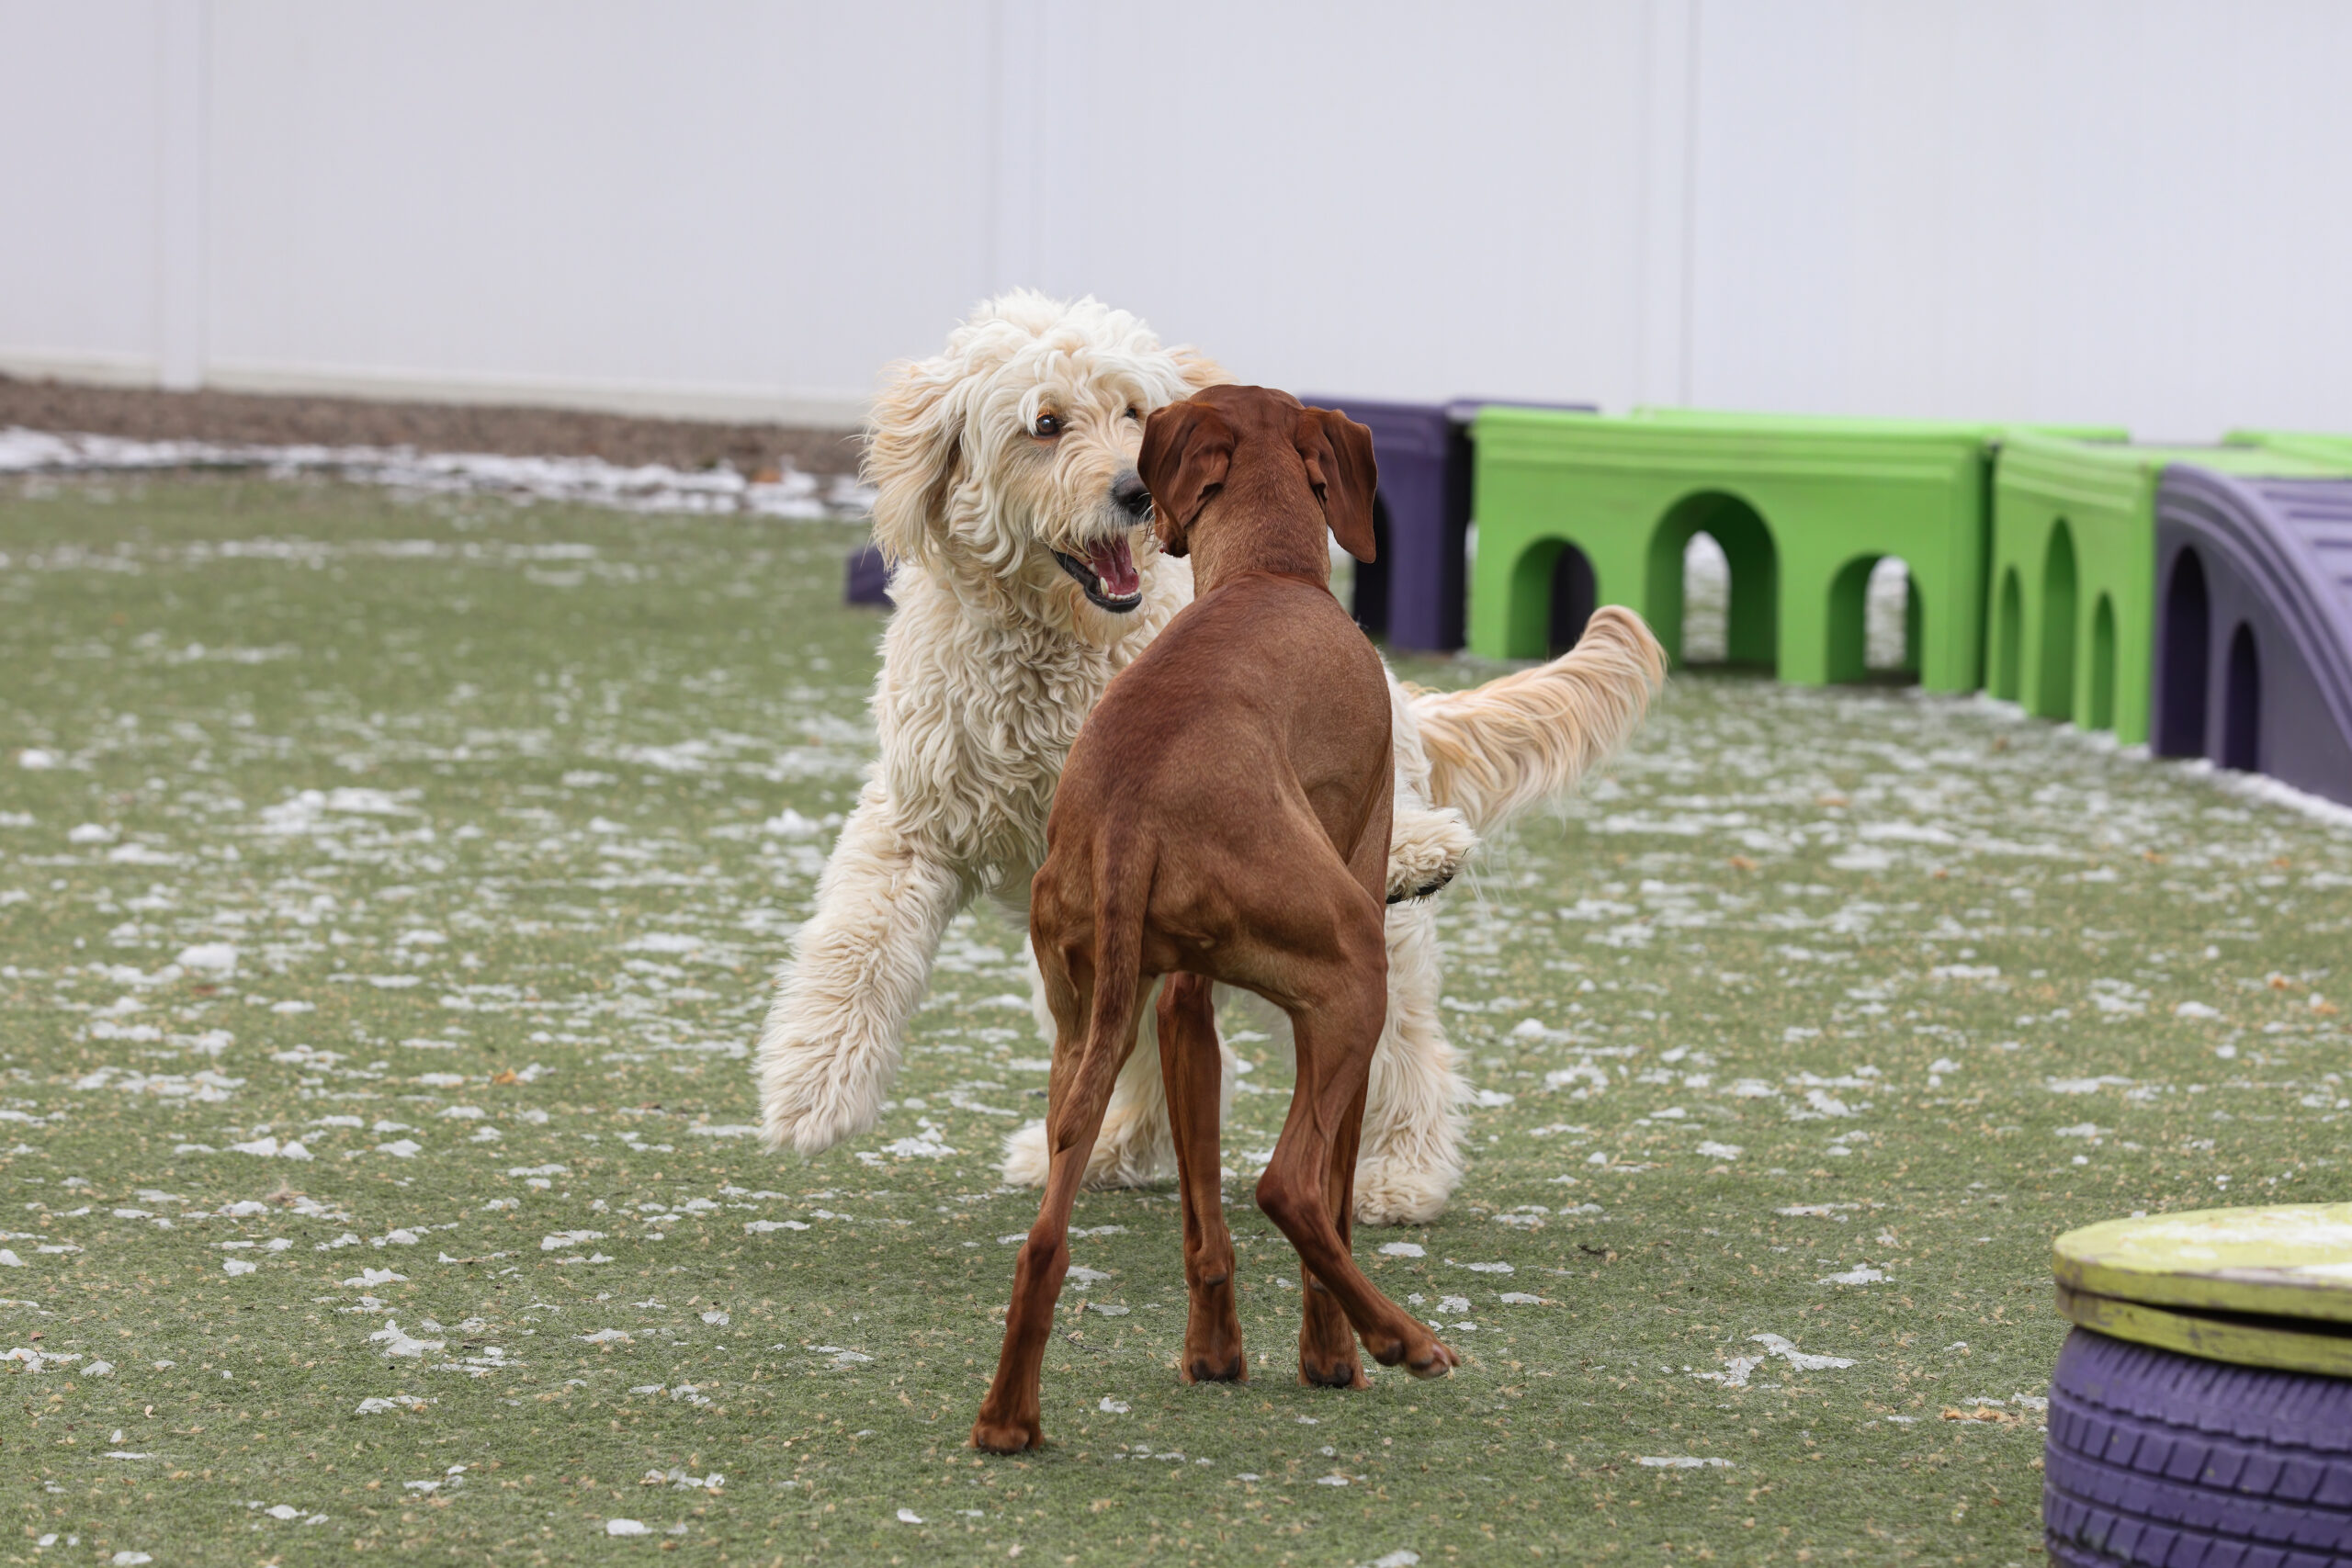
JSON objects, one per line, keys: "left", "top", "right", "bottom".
{"left": 6, "top": 1, "right": 2351, "bottom": 438}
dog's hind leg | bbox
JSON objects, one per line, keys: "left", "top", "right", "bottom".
{"left": 1254, "top": 899, "right": 1458, "bottom": 1387}
{"left": 975, "top": 883, "right": 1148, "bottom": 1454}
{"left": 1351, "top": 897, "right": 1468, "bottom": 1225}
{"left": 1296, "top": 1074, "right": 1371, "bottom": 1388}
{"left": 757, "top": 791, "right": 966, "bottom": 1157}
{"left": 1000, "top": 997, "right": 1188, "bottom": 1190}
{"left": 1003, "top": 950, "right": 1239, "bottom": 1191}
{"left": 1156, "top": 974, "right": 1245, "bottom": 1383}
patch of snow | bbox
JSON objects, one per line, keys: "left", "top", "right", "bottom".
{"left": 368, "top": 1321, "right": 444, "bottom": 1359}
{"left": 175, "top": 942, "right": 237, "bottom": 974}
{"left": 354, "top": 1393, "right": 430, "bottom": 1415}
{"left": 1749, "top": 1332, "right": 1855, "bottom": 1371}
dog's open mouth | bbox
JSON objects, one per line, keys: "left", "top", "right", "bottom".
{"left": 1053, "top": 536, "right": 1144, "bottom": 613}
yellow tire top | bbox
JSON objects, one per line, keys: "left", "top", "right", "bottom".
{"left": 2054, "top": 1202, "right": 2352, "bottom": 1326}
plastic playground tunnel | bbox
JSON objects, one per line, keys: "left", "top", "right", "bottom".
{"left": 1429, "top": 407, "right": 2352, "bottom": 809}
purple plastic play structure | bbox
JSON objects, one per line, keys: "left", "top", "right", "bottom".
{"left": 1306, "top": 396, "right": 1594, "bottom": 653}
{"left": 2154, "top": 468, "right": 2352, "bottom": 807}
{"left": 845, "top": 541, "right": 889, "bottom": 605}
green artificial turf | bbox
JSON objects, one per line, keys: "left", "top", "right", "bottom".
{"left": 2, "top": 474, "right": 2347, "bottom": 1566}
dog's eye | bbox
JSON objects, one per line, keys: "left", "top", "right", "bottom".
{"left": 1125, "top": 406, "right": 1141, "bottom": 422}
{"left": 1033, "top": 413, "right": 1062, "bottom": 439}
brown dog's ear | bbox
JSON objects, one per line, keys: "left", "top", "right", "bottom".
{"left": 1138, "top": 400, "right": 1235, "bottom": 558}
{"left": 1296, "top": 407, "right": 1379, "bottom": 563}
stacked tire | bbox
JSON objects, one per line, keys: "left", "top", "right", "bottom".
{"left": 2044, "top": 1326, "right": 2352, "bottom": 1566}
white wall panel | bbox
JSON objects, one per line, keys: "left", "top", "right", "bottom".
{"left": 202, "top": 2, "right": 995, "bottom": 419}
{"left": 977, "top": 1, "right": 1655, "bottom": 407}
{"left": 4, "top": 1, "right": 2350, "bottom": 436}
{"left": 1688, "top": 0, "right": 2352, "bottom": 437}
{"left": 0, "top": 1, "right": 166, "bottom": 378}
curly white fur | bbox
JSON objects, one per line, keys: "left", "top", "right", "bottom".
{"left": 755, "top": 290, "right": 1665, "bottom": 1224}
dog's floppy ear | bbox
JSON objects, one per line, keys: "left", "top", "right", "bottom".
{"left": 1295, "top": 406, "right": 1379, "bottom": 563}
{"left": 864, "top": 357, "right": 963, "bottom": 570}
{"left": 1139, "top": 400, "right": 1234, "bottom": 558}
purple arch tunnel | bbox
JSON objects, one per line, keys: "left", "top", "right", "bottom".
{"left": 2154, "top": 467, "right": 2352, "bottom": 807}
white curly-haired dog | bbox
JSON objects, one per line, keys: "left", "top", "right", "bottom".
{"left": 756, "top": 290, "right": 1664, "bottom": 1224}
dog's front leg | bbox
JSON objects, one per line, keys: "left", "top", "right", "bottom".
{"left": 755, "top": 788, "right": 965, "bottom": 1156}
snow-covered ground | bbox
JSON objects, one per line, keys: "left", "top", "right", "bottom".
{"left": 0, "top": 426, "right": 875, "bottom": 520}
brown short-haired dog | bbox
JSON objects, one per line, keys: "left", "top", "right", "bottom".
{"left": 972, "top": 385, "right": 1461, "bottom": 1453}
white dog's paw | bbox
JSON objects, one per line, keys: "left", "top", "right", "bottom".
{"left": 757, "top": 1035, "right": 886, "bottom": 1158}
{"left": 1385, "top": 805, "right": 1476, "bottom": 904}
{"left": 1351, "top": 1149, "right": 1463, "bottom": 1226}
{"left": 999, "top": 1107, "right": 1176, "bottom": 1190}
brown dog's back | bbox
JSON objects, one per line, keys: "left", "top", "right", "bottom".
{"left": 1041, "top": 570, "right": 1392, "bottom": 987}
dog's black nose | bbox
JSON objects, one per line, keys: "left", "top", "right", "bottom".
{"left": 1111, "top": 470, "right": 1152, "bottom": 521}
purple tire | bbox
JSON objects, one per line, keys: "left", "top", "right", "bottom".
{"left": 2044, "top": 1327, "right": 2352, "bottom": 1566}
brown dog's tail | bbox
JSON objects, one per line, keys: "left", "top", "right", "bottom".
{"left": 1408, "top": 606, "right": 1668, "bottom": 834}
{"left": 1057, "top": 858, "right": 1148, "bottom": 1155}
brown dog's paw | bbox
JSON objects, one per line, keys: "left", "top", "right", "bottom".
{"left": 1183, "top": 1349, "right": 1248, "bottom": 1384}
{"left": 1298, "top": 1354, "right": 1371, "bottom": 1390}
{"left": 970, "top": 1413, "right": 1045, "bottom": 1453}
{"left": 1403, "top": 1338, "right": 1459, "bottom": 1380}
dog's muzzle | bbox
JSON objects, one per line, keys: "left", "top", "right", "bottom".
{"left": 1053, "top": 534, "right": 1145, "bottom": 613}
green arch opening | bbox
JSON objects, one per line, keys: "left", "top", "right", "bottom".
{"left": 1994, "top": 568, "right": 2024, "bottom": 702}
{"left": 2087, "top": 594, "right": 2117, "bottom": 733}
{"left": 2038, "top": 520, "right": 2079, "bottom": 721}
{"left": 1826, "top": 554, "right": 1923, "bottom": 685}
{"left": 1502, "top": 536, "right": 1604, "bottom": 659}
{"left": 1645, "top": 491, "right": 1777, "bottom": 671}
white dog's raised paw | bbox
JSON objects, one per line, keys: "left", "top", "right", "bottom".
{"left": 1385, "top": 805, "right": 1476, "bottom": 905}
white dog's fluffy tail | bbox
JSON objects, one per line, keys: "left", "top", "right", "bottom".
{"left": 1409, "top": 606, "right": 1667, "bottom": 834}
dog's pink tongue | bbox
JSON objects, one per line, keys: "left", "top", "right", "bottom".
{"left": 1089, "top": 538, "right": 1141, "bottom": 597}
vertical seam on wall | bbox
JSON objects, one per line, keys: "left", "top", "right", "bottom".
{"left": 983, "top": 0, "right": 1002, "bottom": 297}
{"left": 156, "top": 0, "right": 211, "bottom": 390}
{"left": 1678, "top": 0, "right": 1702, "bottom": 407}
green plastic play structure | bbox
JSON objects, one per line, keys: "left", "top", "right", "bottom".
{"left": 1463, "top": 407, "right": 2352, "bottom": 761}
{"left": 1466, "top": 409, "right": 2097, "bottom": 692}
{"left": 2225, "top": 428, "right": 2352, "bottom": 466}
{"left": 1986, "top": 434, "right": 2347, "bottom": 745}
